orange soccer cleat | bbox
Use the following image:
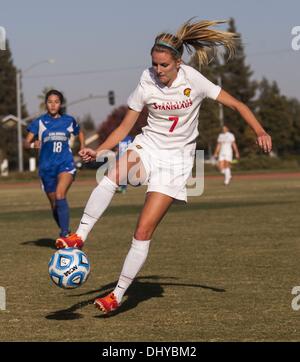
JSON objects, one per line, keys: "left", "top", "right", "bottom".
{"left": 94, "top": 292, "right": 120, "bottom": 314}
{"left": 55, "top": 233, "right": 84, "bottom": 249}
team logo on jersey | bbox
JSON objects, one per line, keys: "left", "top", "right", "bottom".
{"left": 183, "top": 88, "right": 191, "bottom": 97}
{"left": 135, "top": 145, "right": 143, "bottom": 149}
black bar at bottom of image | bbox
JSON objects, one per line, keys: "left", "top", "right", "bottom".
{"left": 0, "top": 341, "right": 298, "bottom": 360}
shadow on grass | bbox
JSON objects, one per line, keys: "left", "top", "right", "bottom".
{"left": 45, "top": 275, "right": 225, "bottom": 320}
{"left": 21, "top": 238, "right": 56, "bottom": 249}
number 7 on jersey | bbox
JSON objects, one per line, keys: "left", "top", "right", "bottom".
{"left": 168, "top": 116, "right": 179, "bottom": 133}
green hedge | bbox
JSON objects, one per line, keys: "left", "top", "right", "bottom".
{"left": 234, "top": 155, "right": 300, "bottom": 170}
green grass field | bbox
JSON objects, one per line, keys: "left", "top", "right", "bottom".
{"left": 0, "top": 172, "right": 300, "bottom": 341}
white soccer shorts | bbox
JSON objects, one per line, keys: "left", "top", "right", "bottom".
{"left": 127, "top": 135, "right": 194, "bottom": 202}
{"left": 218, "top": 152, "right": 233, "bottom": 162}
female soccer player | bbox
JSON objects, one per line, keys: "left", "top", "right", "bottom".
{"left": 25, "top": 89, "right": 85, "bottom": 239}
{"left": 57, "top": 19, "right": 272, "bottom": 314}
{"left": 214, "top": 125, "right": 240, "bottom": 185}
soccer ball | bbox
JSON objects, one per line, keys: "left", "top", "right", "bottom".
{"left": 48, "top": 248, "right": 91, "bottom": 289}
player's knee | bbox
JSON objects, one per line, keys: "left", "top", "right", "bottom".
{"left": 55, "top": 191, "right": 65, "bottom": 200}
{"left": 134, "top": 225, "right": 154, "bottom": 240}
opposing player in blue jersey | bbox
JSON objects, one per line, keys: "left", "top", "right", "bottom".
{"left": 25, "top": 89, "right": 85, "bottom": 239}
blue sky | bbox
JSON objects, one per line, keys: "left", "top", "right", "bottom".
{"left": 1, "top": 0, "right": 299, "bottom": 124}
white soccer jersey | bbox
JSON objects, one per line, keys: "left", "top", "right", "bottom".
{"left": 217, "top": 132, "right": 235, "bottom": 155}
{"left": 127, "top": 64, "right": 221, "bottom": 150}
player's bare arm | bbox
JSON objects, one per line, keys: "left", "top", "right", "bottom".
{"left": 213, "top": 143, "right": 221, "bottom": 158}
{"left": 216, "top": 89, "right": 272, "bottom": 153}
{"left": 232, "top": 142, "right": 240, "bottom": 159}
{"left": 24, "top": 132, "right": 40, "bottom": 149}
{"left": 79, "top": 109, "right": 140, "bottom": 162}
{"left": 24, "top": 132, "right": 34, "bottom": 148}
{"left": 78, "top": 130, "right": 85, "bottom": 150}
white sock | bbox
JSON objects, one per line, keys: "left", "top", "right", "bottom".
{"left": 224, "top": 168, "right": 232, "bottom": 183}
{"left": 113, "top": 238, "right": 151, "bottom": 304}
{"left": 76, "top": 176, "right": 117, "bottom": 241}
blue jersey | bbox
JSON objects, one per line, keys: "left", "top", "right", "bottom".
{"left": 27, "top": 113, "right": 80, "bottom": 172}
{"left": 118, "top": 136, "right": 133, "bottom": 157}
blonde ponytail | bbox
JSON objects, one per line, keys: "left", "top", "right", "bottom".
{"left": 152, "top": 18, "right": 238, "bottom": 65}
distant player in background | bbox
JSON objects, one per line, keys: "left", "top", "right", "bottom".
{"left": 214, "top": 125, "right": 240, "bottom": 185}
{"left": 25, "top": 89, "right": 85, "bottom": 239}
{"left": 57, "top": 19, "right": 271, "bottom": 315}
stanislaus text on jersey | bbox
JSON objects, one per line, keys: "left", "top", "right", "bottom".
{"left": 153, "top": 99, "right": 193, "bottom": 111}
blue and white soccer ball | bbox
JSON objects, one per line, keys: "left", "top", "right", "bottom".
{"left": 48, "top": 248, "right": 91, "bottom": 289}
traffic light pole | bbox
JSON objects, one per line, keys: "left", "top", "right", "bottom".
{"left": 65, "top": 91, "right": 115, "bottom": 108}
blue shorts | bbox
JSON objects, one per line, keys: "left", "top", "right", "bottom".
{"left": 39, "top": 163, "right": 76, "bottom": 193}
